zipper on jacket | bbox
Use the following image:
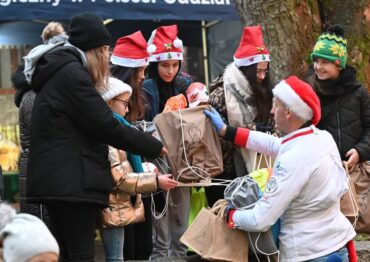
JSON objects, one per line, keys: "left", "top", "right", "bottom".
{"left": 335, "top": 99, "right": 342, "bottom": 154}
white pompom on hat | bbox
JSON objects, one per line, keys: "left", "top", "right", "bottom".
{"left": 272, "top": 76, "right": 321, "bottom": 125}
{"left": 147, "top": 25, "right": 184, "bottom": 62}
{"left": 0, "top": 214, "right": 60, "bottom": 262}
{"left": 100, "top": 77, "right": 132, "bottom": 102}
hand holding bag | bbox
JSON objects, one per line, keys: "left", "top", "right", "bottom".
{"left": 154, "top": 105, "right": 223, "bottom": 182}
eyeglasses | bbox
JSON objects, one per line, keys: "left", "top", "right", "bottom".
{"left": 113, "top": 98, "right": 129, "bottom": 109}
{"left": 256, "top": 69, "right": 269, "bottom": 75}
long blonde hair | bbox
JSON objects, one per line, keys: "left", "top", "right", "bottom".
{"left": 85, "top": 46, "right": 110, "bottom": 90}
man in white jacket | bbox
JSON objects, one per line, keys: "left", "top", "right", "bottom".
{"left": 205, "top": 76, "right": 356, "bottom": 262}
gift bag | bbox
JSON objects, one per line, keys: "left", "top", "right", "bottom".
{"left": 154, "top": 105, "right": 223, "bottom": 182}
{"left": 188, "top": 187, "right": 208, "bottom": 227}
{"left": 180, "top": 200, "right": 248, "bottom": 262}
{"left": 224, "top": 175, "right": 279, "bottom": 259}
{"left": 349, "top": 161, "right": 370, "bottom": 233}
{"left": 340, "top": 162, "right": 359, "bottom": 219}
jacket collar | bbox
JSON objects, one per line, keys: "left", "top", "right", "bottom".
{"left": 281, "top": 125, "right": 317, "bottom": 144}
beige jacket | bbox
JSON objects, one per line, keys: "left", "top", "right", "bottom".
{"left": 101, "top": 146, "right": 158, "bottom": 228}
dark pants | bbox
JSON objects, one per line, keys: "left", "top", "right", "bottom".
{"left": 46, "top": 202, "right": 99, "bottom": 262}
{"left": 124, "top": 196, "right": 153, "bottom": 260}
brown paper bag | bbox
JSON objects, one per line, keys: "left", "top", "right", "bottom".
{"left": 154, "top": 105, "right": 223, "bottom": 182}
{"left": 340, "top": 162, "right": 359, "bottom": 218}
{"left": 349, "top": 161, "right": 370, "bottom": 233}
{"left": 180, "top": 200, "right": 248, "bottom": 262}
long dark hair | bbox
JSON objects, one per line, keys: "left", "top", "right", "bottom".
{"left": 239, "top": 63, "right": 274, "bottom": 125}
{"left": 111, "top": 64, "right": 145, "bottom": 122}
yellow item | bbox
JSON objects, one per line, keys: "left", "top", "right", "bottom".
{"left": 249, "top": 168, "right": 273, "bottom": 193}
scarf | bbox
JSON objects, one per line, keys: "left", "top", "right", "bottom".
{"left": 113, "top": 112, "right": 144, "bottom": 173}
{"left": 223, "top": 63, "right": 258, "bottom": 173}
{"left": 23, "top": 34, "right": 68, "bottom": 83}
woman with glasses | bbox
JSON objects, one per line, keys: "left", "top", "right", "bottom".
{"left": 206, "top": 26, "right": 274, "bottom": 206}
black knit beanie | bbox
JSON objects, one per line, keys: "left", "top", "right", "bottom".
{"left": 68, "top": 13, "right": 111, "bottom": 51}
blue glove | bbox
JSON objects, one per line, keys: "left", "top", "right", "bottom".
{"left": 204, "top": 107, "right": 225, "bottom": 134}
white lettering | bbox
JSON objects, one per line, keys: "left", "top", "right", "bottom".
{"left": 178, "top": 0, "right": 188, "bottom": 3}
{"left": 164, "top": 0, "right": 176, "bottom": 3}
{"left": 105, "top": 0, "right": 114, "bottom": 3}
{"left": 0, "top": 0, "right": 11, "bottom": 6}
{"left": 52, "top": 0, "right": 59, "bottom": 7}
{"left": 132, "top": 0, "right": 140, "bottom": 3}
{"left": 190, "top": 0, "right": 200, "bottom": 3}
{"left": 201, "top": 0, "right": 210, "bottom": 4}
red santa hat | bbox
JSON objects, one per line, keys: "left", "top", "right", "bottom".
{"left": 111, "top": 31, "right": 150, "bottom": 67}
{"left": 147, "top": 25, "right": 183, "bottom": 62}
{"left": 272, "top": 76, "right": 321, "bottom": 125}
{"left": 234, "top": 26, "right": 270, "bottom": 67}
{"left": 100, "top": 77, "right": 132, "bottom": 102}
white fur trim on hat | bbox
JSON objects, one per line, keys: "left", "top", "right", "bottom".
{"left": 111, "top": 55, "right": 149, "bottom": 67}
{"left": 1, "top": 214, "right": 60, "bottom": 262}
{"left": 149, "top": 52, "right": 183, "bottom": 62}
{"left": 173, "top": 38, "right": 183, "bottom": 49}
{"left": 100, "top": 77, "right": 132, "bottom": 102}
{"left": 234, "top": 54, "right": 270, "bottom": 67}
{"left": 272, "top": 80, "right": 313, "bottom": 122}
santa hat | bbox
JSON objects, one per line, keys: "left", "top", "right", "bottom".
{"left": 272, "top": 76, "right": 321, "bottom": 125}
{"left": 111, "top": 31, "right": 150, "bottom": 68}
{"left": 147, "top": 25, "right": 183, "bottom": 62}
{"left": 100, "top": 77, "right": 132, "bottom": 102}
{"left": 234, "top": 26, "right": 270, "bottom": 67}
{"left": 186, "top": 82, "right": 209, "bottom": 108}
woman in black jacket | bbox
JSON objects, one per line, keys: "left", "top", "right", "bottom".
{"left": 306, "top": 25, "right": 370, "bottom": 168}
{"left": 27, "top": 13, "right": 166, "bottom": 262}
{"left": 13, "top": 21, "right": 67, "bottom": 227}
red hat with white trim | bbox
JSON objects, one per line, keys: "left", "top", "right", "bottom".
{"left": 272, "top": 76, "right": 321, "bottom": 125}
{"left": 147, "top": 25, "right": 183, "bottom": 62}
{"left": 111, "top": 31, "right": 150, "bottom": 67}
{"left": 234, "top": 26, "right": 270, "bottom": 67}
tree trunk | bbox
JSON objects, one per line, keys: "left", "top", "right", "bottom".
{"left": 234, "top": 0, "right": 322, "bottom": 82}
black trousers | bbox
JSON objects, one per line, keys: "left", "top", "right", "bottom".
{"left": 124, "top": 196, "right": 153, "bottom": 260}
{"left": 46, "top": 202, "right": 99, "bottom": 262}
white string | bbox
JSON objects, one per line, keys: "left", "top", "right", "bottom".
{"left": 254, "top": 232, "right": 280, "bottom": 262}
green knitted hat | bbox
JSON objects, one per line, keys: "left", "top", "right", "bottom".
{"left": 311, "top": 25, "right": 347, "bottom": 69}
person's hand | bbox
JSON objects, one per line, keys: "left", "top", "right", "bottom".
{"left": 204, "top": 107, "right": 226, "bottom": 135}
{"left": 224, "top": 203, "right": 236, "bottom": 228}
{"left": 157, "top": 174, "right": 178, "bottom": 190}
{"left": 160, "top": 147, "right": 168, "bottom": 156}
{"left": 345, "top": 148, "right": 360, "bottom": 171}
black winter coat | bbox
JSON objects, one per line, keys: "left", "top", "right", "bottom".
{"left": 27, "top": 47, "right": 163, "bottom": 206}
{"left": 306, "top": 66, "right": 370, "bottom": 161}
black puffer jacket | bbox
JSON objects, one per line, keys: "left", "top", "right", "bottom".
{"left": 306, "top": 65, "right": 370, "bottom": 161}
{"left": 13, "top": 66, "right": 50, "bottom": 223}
{"left": 27, "top": 46, "right": 163, "bottom": 206}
